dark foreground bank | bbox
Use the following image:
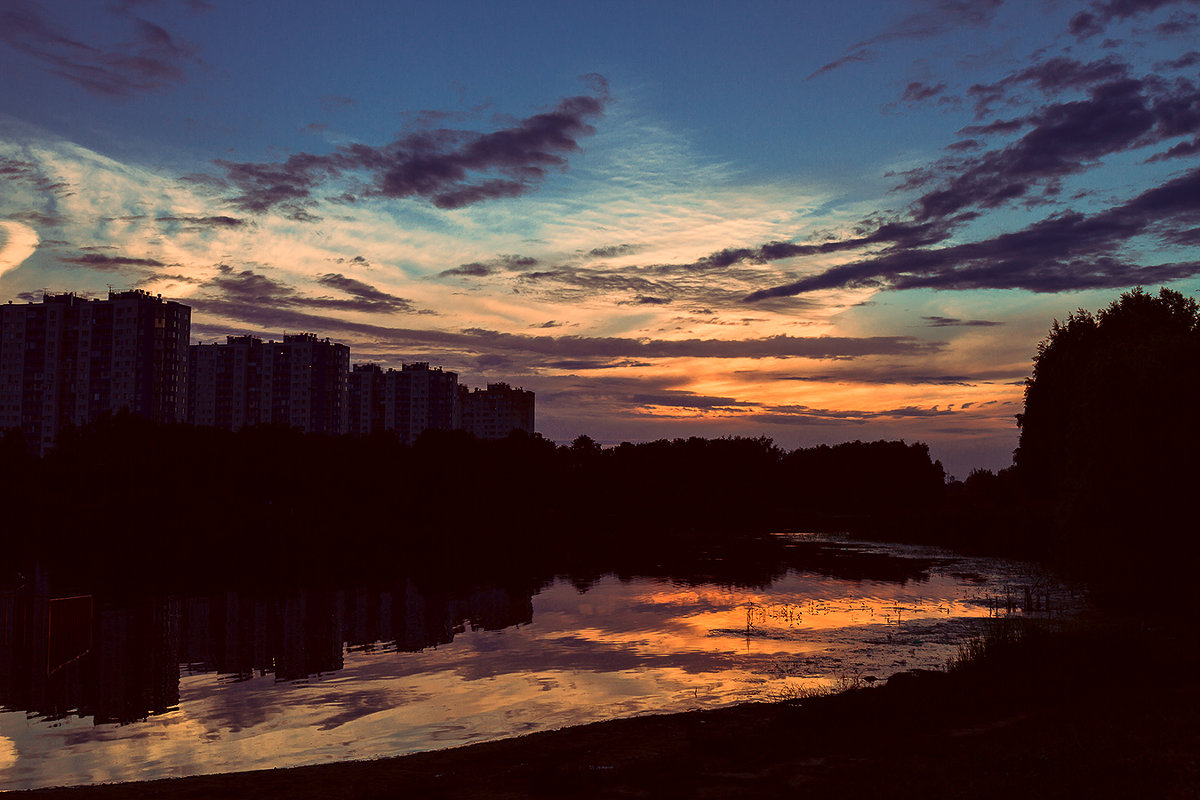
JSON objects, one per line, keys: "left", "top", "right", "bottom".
{"left": 18, "top": 618, "right": 1199, "bottom": 800}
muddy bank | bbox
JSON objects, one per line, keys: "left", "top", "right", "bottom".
{"left": 17, "top": 619, "right": 1200, "bottom": 799}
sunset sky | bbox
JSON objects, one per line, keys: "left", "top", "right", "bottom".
{"left": 1, "top": 0, "right": 1198, "bottom": 476}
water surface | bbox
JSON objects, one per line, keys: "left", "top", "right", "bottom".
{"left": 0, "top": 534, "right": 1082, "bottom": 790}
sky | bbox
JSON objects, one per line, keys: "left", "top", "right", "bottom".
{"left": 1, "top": 0, "right": 1198, "bottom": 477}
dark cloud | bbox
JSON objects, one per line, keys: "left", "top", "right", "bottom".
{"left": 508, "top": 228, "right": 986, "bottom": 310}
{"left": 155, "top": 215, "right": 245, "bottom": 228}
{"left": 586, "top": 243, "right": 643, "bottom": 259}
{"left": 279, "top": 205, "right": 322, "bottom": 223}
{"left": 0, "top": 1, "right": 194, "bottom": 96}
{"left": 0, "top": 157, "right": 71, "bottom": 195}
{"left": 518, "top": 267, "right": 670, "bottom": 300}
{"left": 1147, "top": 136, "right": 1200, "bottom": 160}
{"left": 901, "top": 82, "right": 948, "bottom": 103}
{"left": 203, "top": 265, "right": 417, "bottom": 314}
{"left": 758, "top": 364, "right": 1024, "bottom": 385}
{"left": 453, "top": 330, "right": 945, "bottom": 360}
{"left": 218, "top": 81, "right": 609, "bottom": 212}
{"left": 745, "top": 165, "right": 1200, "bottom": 299}
{"left": 1161, "top": 51, "right": 1200, "bottom": 69}
{"left": 439, "top": 263, "right": 496, "bottom": 278}
{"left": 132, "top": 273, "right": 200, "bottom": 287}
{"left": 533, "top": 320, "right": 564, "bottom": 328}
{"left": 906, "top": 73, "right": 1200, "bottom": 221}
{"left": 750, "top": 404, "right": 955, "bottom": 425}
{"left": 439, "top": 254, "right": 537, "bottom": 279}
{"left": 684, "top": 217, "right": 964, "bottom": 271}
{"left": 543, "top": 359, "right": 652, "bottom": 370}
{"left": 537, "top": 374, "right": 756, "bottom": 415}
{"left": 921, "top": 316, "right": 1004, "bottom": 327}
{"left": 778, "top": 373, "right": 971, "bottom": 386}
{"left": 1155, "top": 10, "right": 1200, "bottom": 33}
{"left": 1068, "top": 11, "right": 1106, "bottom": 38}
{"left": 178, "top": 172, "right": 228, "bottom": 191}
{"left": 188, "top": 290, "right": 944, "bottom": 361}
{"left": 807, "top": 49, "right": 875, "bottom": 80}
{"left": 624, "top": 392, "right": 752, "bottom": 410}
{"left": 1071, "top": 0, "right": 1200, "bottom": 39}
{"left": 966, "top": 56, "right": 1130, "bottom": 118}
{"left": 60, "top": 253, "right": 166, "bottom": 270}
{"left": 315, "top": 273, "right": 415, "bottom": 312}
{"left": 945, "top": 139, "right": 982, "bottom": 152}
{"left": 955, "top": 119, "right": 1027, "bottom": 139}
{"left": 808, "top": 0, "right": 1005, "bottom": 79}
{"left": 5, "top": 211, "right": 62, "bottom": 227}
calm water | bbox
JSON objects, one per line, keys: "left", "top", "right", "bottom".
{"left": 0, "top": 534, "right": 1082, "bottom": 790}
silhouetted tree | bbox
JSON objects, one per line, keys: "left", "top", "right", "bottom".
{"left": 1015, "top": 287, "right": 1200, "bottom": 602}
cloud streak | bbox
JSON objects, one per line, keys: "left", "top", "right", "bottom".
{"left": 905, "top": 71, "right": 1200, "bottom": 221}
{"left": 188, "top": 286, "right": 944, "bottom": 360}
{"left": 203, "top": 266, "right": 417, "bottom": 314}
{"left": 1070, "top": 0, "right": 1200, "bottom": 40}
{"left": 218, "top": 80, "right": 610, "bottom": 212}
{"left": 808, "top": 0, "right": 1005, "bottom": 79}
{"left": 0, "top": 1, "right": 195, "bottom": 96}
{"left": 746, "top": 164, "right": 1200, "bottom": 299}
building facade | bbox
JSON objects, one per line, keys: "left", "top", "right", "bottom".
{"left": 347, "top": 362, "right": 461, "bottom": 444}
{"left": 347, "top": 363, "right": 386, "bottom": 436}
{"left": 0, "top": 291, "right": 190, "bottom": 453}
{"left": 188, "top": 333, "right": 349, "bottom": 434}
{"left": 385, "top": 363, "right": 460, "bottom": 445}
{"left": 459, "top": 382, "right": 535, "bottom": 440}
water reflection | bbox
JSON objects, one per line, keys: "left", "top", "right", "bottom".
{"left": 0, "top": 570, "right": 535, "bottom": 727}
{"left": 0, "top": 535, "right": 1082, "bottom": 790}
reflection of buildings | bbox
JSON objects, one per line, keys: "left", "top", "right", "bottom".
{"left": 0, "top": 573, "right": 534, "bottom": 725}
{"left": 0, "top": 291, "right": 190, "bottom": 453}
{"left": 460, "top": 382, "right": 535, "bottom": 440}
{"left": 188, "top": 333, "right": 350, "bottom": 434}
{"left": 0, "top": 569, "right": 181, "bottom": 725}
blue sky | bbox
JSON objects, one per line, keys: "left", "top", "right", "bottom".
{"left": 2, "top": 0, "right": 1198, "bottom": 476}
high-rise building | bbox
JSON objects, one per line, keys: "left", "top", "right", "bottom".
{"left": 347, "top": 363, "right": 386, "bottom": 437}
{"left": 460, "top": 382, "right": 535, "bottom": 440}
{"left": 346, "top": 362, "right": 461, "bottom": 444}
{"left": 386, "top": 363, "right": 460, "bottom": 444}
{"left": 188, "top": 333, "right": 349, "bottom": 434}
{"left": 0, "top": 291, "right": 190, "bottom": 453}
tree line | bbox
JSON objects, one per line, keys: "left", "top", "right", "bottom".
{"left": 0, "top": 418, "right": 946, "bottom": 588}
{"left": 2, "top": 286, "right": 1194, "bottom": 607}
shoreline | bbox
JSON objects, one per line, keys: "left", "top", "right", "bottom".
{"left": 17, "top": 618, "right": 1200, "bottom": 799}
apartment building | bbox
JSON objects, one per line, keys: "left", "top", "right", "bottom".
{"left": 188, "top": 333, "right": 349, "bottom": 434}
{"left": 0, "top": 291, "right": 190, "bottom": 453}
{"left": 460, "top": 382, "right": 535, "bottom": 440}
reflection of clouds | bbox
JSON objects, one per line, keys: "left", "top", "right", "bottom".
{"left": 2, "top": 543, "right": 1082, "bottom": 791}
{"left": 0, "top": 735, "right": 17, "bottom": 771}
{"left": 311, "top": 688, "right": 431, "bottom": 732}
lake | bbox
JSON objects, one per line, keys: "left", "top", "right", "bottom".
{"left": 0, "top": 533, "right": 1083, "bottom": 790}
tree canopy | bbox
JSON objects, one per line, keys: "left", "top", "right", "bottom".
{"left": 1014, "top": 287, "right": 1200, "bottom": 598}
